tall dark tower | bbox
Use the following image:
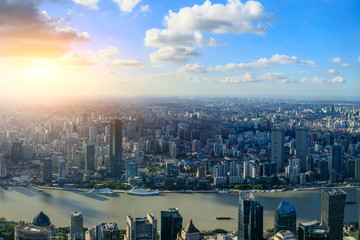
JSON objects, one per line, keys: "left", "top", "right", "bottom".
{"left": 329, "top": 145, "right": 342, "bottom": 173}
{"left": 274, "top": 201, "right": 297, "bottom": 234}
{"left": 321, "top": 188, "right": 346, "bottom": 240}
{"left": 271, "top": 127, "right": 284, "bottom": 172}
{"left": 161, "top": 208, "right": 183, "bottom": 240}
{"left": 238, "top": 192, "right": 263, "bottom": 240}
{"left": 358, "top": 188, "right": 360, "bottom": 240}
{"left": 296, "top": 126, "right": 308, "bottom": 172}
{"left": 110, "top": 119, "right": 122, "bottom": 176}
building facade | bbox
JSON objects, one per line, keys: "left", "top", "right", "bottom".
{"left": 271, "top": 127, "right": 284, "bottom": 172}
{"left": 161, "top": 208, "right": 182, "bottom": 240}
{"left": 109, "top": 119, "right": 122, "bottom": 176}
{"left": 274, "top": 201, "right": 297, "bottom": 234}
{"left": 70, "top": 212, "right": 83, "bottom": 240}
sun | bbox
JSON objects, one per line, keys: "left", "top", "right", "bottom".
{"left": 27, "top": 61, "right": 57, "bottom": 80}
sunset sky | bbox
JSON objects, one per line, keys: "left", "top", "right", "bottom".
{"left": 1, "top": 0, "right": 359, "bottom": 98}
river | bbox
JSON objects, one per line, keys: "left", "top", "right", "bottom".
{"left": 0, "top": 187, "right": 358, "bottom": 231}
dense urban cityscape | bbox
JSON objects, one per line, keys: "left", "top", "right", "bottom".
{"left": 0, "top": 97, "right": 360, "bottom": 240}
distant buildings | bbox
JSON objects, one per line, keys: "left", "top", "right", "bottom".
{"left": 296, "top": 127, "right": 308, "bottom": 172}
{"left": 11, "top": 141, "right": 22, "bottom": 163}
{"left": 271, "top": 127, "right": 284, "bottom": 172}
{"left": 238, "top": 192, "right": 263, "bottom": 240}
{"left": 320, "top": 188, "right": 346, "bottom": 240}
{"left": 161, "top": 208, "right": 182, "bottom": 240}
{"left": 274, "top": 201, "right": 296, "bottom": 234}
{"left": 15, "top": 225, "right": 50, "bottom": 240}
{"left": 125, "top": 214, "right": 157, "bottom": 240}
{"left": 70, "top": 212, "right": 83, "bottom": 240}
{"left": 109, "top": 119, "right": 122, "bottom": 176}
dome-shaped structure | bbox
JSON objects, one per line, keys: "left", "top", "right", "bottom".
{"left": 33, "top": 211, "right": 51, "bottom": 227}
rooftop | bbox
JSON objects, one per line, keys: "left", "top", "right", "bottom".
{"left": 277, "top": 201, "right": 296, "bottom": 215}
{"left": 323, "top": 188, "right": 347, "bottom": 196}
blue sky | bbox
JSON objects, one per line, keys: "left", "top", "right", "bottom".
{"left": 0, "top": 0, "right": 359, "bottom": 98}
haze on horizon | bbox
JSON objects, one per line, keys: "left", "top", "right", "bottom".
{"left": 0, "top": 0, "right": 359, "bottom": 98}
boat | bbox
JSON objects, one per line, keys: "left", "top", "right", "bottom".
{"left": 125, "top": 189, "right": 159, "bottom": 196}
{"left": 346, "top": 201, "right": 356, "bottom": 205}
{"left": 218, "top": 190, "right": 229, "bottom": 194}
{"left": 216, "top": 217, "right": 232, "bottom": 220}
{"left": 89, "top": 188, "right": 114, "bottom": 194}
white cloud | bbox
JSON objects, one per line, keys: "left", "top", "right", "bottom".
{"left": 150, "top": 47, "right": 199, "bottom": 63}
{"left": 140, "top": 5, "right": 150, "bottom": 12}
{"left": 73, "top": 0, "right": 100, "bottom": 9}
{"left": 111, "top": 59, "right": 144, "bottom": 67}
{"left": 324, "top": 68, "right": 338, "bottom": 74}
{"left": 112, "top": 0, "right": 141, "bottom": 13}
{"left": 329, "top": 57, "right": 342, "bottom": 63}
{"left": 145, "top": 0, "right": 273, "bottom": 63}
{"left": 220, "top": 72, "right": 294, "bottom": 84}
{"left": 358, "top": 56, "right": 360, "bottom": 62}
{"left": 311, "top": 77, "right": 326, "bottom": 84}
{"left": 298, "top": 70, "right": 306, "bottom": 74}
{"left": 145, "top": 29, "right": 216, "bottom": 48}
{"left": 149, "top": 72, "right": 177, "bottom": 82}
{"left": 328, "top": 76, "right": 345, "bottom": 83}
{"left": 98, "top": 46, "right": 119, "bottom": 59}
{"left": 59, "top": 51, "right": 97, "bottom": 66}
{"left": 165, "top": 0, "right": 270, "bottom": 35}
{"left": 178, "top": 63, "right": 207, "bottom": 73}
{"left": 341, "top": 63, "right": 354, "bottom": 67}
{"left": 300, "top": 77, "right": 308, "bottom": 83}
{"left": 211, "top": 54, "right": 317, "bottom": 71}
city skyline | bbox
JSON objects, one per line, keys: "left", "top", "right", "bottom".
{"left": 0, "top": 0, "right": 359, "bottom": 98}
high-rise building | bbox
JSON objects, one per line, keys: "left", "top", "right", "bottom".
{"left": 42, "top": 158, "right": 52, "bottom": 182}
{"left": 11, "top": 141, "right": 22, "bottom": 163}
{"left": 89, "top": 126, "right": 97, "bottom": 143}
{"left": 58, "top": 159, "right": 67, "bottom": 178}
{"left": 296, "top": 127, "right": 309, "bottom": 172}
{"left": 329, "top": 145, "right": 342, "bottom": 174}
{"left": 85, "top": 144, "right": 95, "bottom": 171}
{"left": 320, "top": 188, "right": 346, "bottom": 240}
{"left": 355, "top": 159, "right": 360, "bottom": 182}
{"left": 161, "top": 208, "right": 183, "bottom": 240}
{"left": 126, "top": 162, "right": 138, "bottom": 182}
{"left": 271, "top": 127, "right": 284, "bottom": 172}
{"left": 101, "top": 223, "right": 120, "bottom": 240}
{"left": 298, "top": 220, "right": 320, "bottom": 240}
{"left": 274, "top": 201, "right": 297, "bottom": 234}
{"left": 0, "top": 154, "right": 6, "bottom": 178}
{"left": 238, "top": 192, "right": 263, "bottom": 240}
{"left": 70, "top": 212, "right": 83, "bottom": 240}
{"left": 175, "top": 220, "right": 201, "bottom": 240}
{"left": 125, "top": 214, "right": 157, "bottom": 240}
{"left": 110, "top": 119, "right": 122, "bottom": 176}
{"left": 169, "top": 142, "right": 177, "bottom": 159}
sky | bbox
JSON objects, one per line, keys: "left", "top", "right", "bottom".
{"left": 0, "top": 0, "right": 359, "bottom": 99}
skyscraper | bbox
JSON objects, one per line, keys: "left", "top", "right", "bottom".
{"left": 355, "top": 159, "right": 360, "bottom": 182}
{"left": 42, "top": 158, "right": 52, "bottom": 182}
{"left": 70, "top": 212, "right": 83, "bottom": 240}
{"left": 85, "top": 143, "right": 95, "bottom": 171}
{"left": 321, "top": 188, "right": 346, "bottom": 240}
{"left": 11, "top": 141, "right": 22, "bottom": 163}
{"left": 238, "top": 192, "right": 263, "bottom": 240}
{"left": 125, "top": 214, "right": 157, "bottom": 240}
{"left": 126, "top": 162, "right": 138, "bottom": 182}
{"left": 274, "top": 201, "right": 297, "bottom": 234}
{"left": 296, "top": 127, "right": 308, "bottom": 172}
{"left": 161, "top": 208, "right": 183, "bottom": 240}
{"left": 89, "top": 126, "right": 97, "bottom": 143}
{"left": 110, "top": 119, "right": 122, "bottom": 176}
{"left": 58, "top": 159, "right": 66, "bottom": 178}
{"left": 0, "top": 154, "right": 6, "bottom": 178}
{"left": 271, "top": 127, "right": 284, "bottom": 172}
{"left": 101, "top": 223, "right": 120, "bottom": 240}
{"left": 329, "top": 145, "right": 342, "bottom": 173}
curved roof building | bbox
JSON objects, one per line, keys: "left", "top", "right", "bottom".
{"left": 33, "top": 212, "right": 51, "bottom": 227}
{"left": 274, "top": 201, "right": 296, "bottom": 234}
